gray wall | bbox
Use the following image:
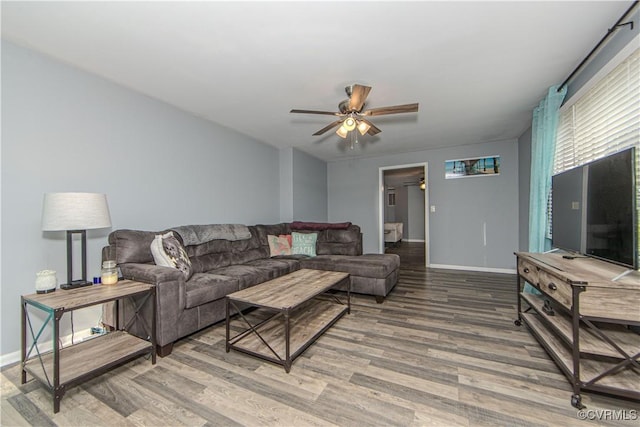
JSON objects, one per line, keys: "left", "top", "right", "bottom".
{"left": 407, "top": 185, "right": 425, "bottom": 240}
{"left": 279, "top": 148, "right": 294, "bottom": 221}
{"left": 292, "top": 148, "right": 327, "bottom": 221}
{"left": 328, "top": 139, "right": 519, "bottom": 270}
{"left": 1, "top": 41, "right": 282, "bottom": 358}
{"left": 564, "top": 8, "right": 639, "bottom": 103}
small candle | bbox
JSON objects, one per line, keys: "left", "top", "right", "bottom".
{"left": 101, "top": 272, "right": 118, "bottom": 285}
{"left": 101, "top": 260, "right": 118, "bottom": 285}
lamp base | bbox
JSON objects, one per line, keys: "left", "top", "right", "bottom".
{"left": 36, "top": 288, "right": 56, "bottom": 294}
{"left": 60, "top": 280, "right": 92, "bottom": 290}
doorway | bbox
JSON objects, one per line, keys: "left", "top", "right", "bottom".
{"left": 379, "top": 163, "right": 429, "bottom": 267}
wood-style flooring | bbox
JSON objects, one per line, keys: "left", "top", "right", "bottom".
{"left": 3, "top": 242, "right": 639, "bottom": 426}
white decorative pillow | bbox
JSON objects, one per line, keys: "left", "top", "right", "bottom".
{"left": 150, "top": 232, "right": 173, "bottom": 267}
{"left": 150, "top": 231, "right": 193, "bottom": 280}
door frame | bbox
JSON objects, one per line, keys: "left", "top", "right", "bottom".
{"left": 378, "top": 162, "right": 429, "bottom": 266}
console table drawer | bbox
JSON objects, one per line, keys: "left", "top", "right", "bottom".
{"left": 538, "top": 270, "right": 572, "bottom": 310}
{"left": 517, "top": 258, "right": 538, "bottom": 285}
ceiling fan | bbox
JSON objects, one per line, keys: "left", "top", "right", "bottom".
{"left": 403, "top": 177, "right": 426, "bottom": 190}
{"left": 290, "top": 84, "right": 418, "bottom": 147}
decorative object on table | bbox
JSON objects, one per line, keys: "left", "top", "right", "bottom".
{"left": 445, "top": 155, "right": 500, "bottom": 179}
{"left": 41, "top": 192, "right": 112, "bottom": 290}
{"left": 35, "top": 269, "right": 57, "bottom": 294}
{"left": 101, "top": 260, "right": 118, "bottom": 285}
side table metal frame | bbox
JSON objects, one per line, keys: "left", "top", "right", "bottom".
{"left": 21, "top": 284, "right": 156, "bottom": 413}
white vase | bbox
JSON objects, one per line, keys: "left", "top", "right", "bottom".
{"left": 35, "top": 270, "right": 57, "bottom": 294}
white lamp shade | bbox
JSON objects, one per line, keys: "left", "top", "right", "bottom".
{"left": 42, "top": 193, "right": 112, "bottom": 231}
{"left": 336, "top": 126, "right": 349, "bottom": 139}
{"left": 357, "top": 120, "right": 371, "bottom": 135}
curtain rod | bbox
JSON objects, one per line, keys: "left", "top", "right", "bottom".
{"left": 557, "top": 0, "right": 638, "bottom": 92}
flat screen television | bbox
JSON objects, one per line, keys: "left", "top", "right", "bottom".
{"left": 551, "top": 147, "right": 637, "bottom": 269}
{"left": 551, "top": 166, "right": 585, "bottom": 254}
{"left": 585, "top": 147, "right": 636, "bottom": 269}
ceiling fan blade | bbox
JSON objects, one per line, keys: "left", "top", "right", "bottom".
{"left": 362, "top": 103, "right": 419, "bottom": 116}
{"left": 360, "top": 118, "right": 382, "bottom": 135}
{"left": 348, "top": 84, "right": 372, "bottom": 112}
{"left": 290, "top": 109, "right": 342, "bottom": 116}
{"left": 313, "top": 120, "right": 343, "bottom": 136}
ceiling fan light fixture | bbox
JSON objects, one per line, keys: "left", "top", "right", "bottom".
{"left": 357, "top": 120, "right": 371, "bottom": 135}
{"left": 336, "top": 126, "right": 348, "bottom": 139}
{"left": 343, "top": 116, "right": 356, "bottom": 131}
{"left": 420, "top": 178, "right": 426, "bottom": 190}
{"left": 289, "top": 83, "right": 419, "bottom": 143}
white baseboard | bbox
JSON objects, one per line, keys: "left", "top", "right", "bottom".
{"left": 429, "top": 264, "right": 516, "bottom": 275}
{"left": 404, "top": 239, "right": 426, "bottom": 242}
{"left": 1, "top": 328, "right": 94, "bottom": 368}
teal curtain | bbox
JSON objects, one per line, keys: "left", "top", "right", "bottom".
{"left": 526, "top": 85, "right": 567, "bottom": 293}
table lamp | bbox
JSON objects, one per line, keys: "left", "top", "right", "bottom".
{"left": 42, "top": 192, "right": 112, "bottom": 290}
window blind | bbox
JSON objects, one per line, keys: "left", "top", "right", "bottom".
{"left": 555, "top": 48, "right": 639, "bottom": 173}
{"left": 553, "top": 47, "right": 639, "bottom": 268}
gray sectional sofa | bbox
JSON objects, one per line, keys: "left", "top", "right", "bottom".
{"left": 103, "top": 222, "right": 399, "bottom": 356}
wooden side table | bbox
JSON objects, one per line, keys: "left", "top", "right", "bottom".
{"left": 514, "top": 252, "right": 640, "bottom": 408}
{"left": 21, "top": 280, "right": 156, "bottom": 413}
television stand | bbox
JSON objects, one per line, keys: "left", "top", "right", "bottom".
{"left": 514, "top": 252, "right": 640, "bottom": 408}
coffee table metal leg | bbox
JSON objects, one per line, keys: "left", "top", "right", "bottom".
{"left": 284, "top": 310, "right": 291, "bottom": 373}
{"left": 225, "top": 297, "right": 230, "bottom": 353}
{"left": 347, "top": 277, "right": 351, "bottom": 314}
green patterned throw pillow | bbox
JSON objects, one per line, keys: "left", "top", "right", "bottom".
{"left": 291, "top": 232, "right": 317, "bottom": 257}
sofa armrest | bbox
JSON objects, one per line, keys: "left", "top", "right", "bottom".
{"left": 118, "top": 263, "right": 185, "bottom": 347}
{"left": 119, "top": 262, "right": 183, "bottom": 284}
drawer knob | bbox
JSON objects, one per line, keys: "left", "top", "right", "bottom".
{"left": 523, "top": 268, "right": 530, "bottom": 274}
{"left": 548, "top": 283, "right": 557, "bottom": 291}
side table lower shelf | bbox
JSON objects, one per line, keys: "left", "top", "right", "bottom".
{"left": 23, "top": 331, "right": 153, "bottom": 387}
{"left": 521, "top": 312, "right": 640, "bottom": 401}
{"left": 230, "top": 300, "right": 347, "bottom": 362}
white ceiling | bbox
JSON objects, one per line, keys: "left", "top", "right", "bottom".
{"left": 1, "top": 1, "right": 633, "bottom": 161}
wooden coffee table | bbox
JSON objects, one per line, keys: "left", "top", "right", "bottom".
{"left": 225, "top": 269, "right": 350, "bottom": 372}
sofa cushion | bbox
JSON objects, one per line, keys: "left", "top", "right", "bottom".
{"left": 292, "top": 232, "right": 317, "bottom": 257}
{"left": 208, "top": 264, "right": 274, "bottom": 290}
{"left": 255, "top": 223, "right": 291, "bottom": 243}
{"left": 187, "top": 238, "right": 231, "bottom": 258}
{"left": 184, "top": 273, "right": 239, "bottom": 308}
{"left": 324, "top": 227, "right": 360, "bottom": 243}
{"left": 189, "top": 251, "right": 234, "bottom": 274}
{"left": 244, "top": 258, "right": 300, "bottom": 277}
{"left": 317, "top": 242, "right": 360, "bottom": 256}
{"left": 108, "top": 229, "right": 158, "bottom": 264}
{"left": 300, "top": 254, "right": 400, "bottom": 279}
{"left": 290, "top": 221, "right": 352, "bottom": 231}
{"left": 316, "top": 225, "right": 362, "bottom": 256}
